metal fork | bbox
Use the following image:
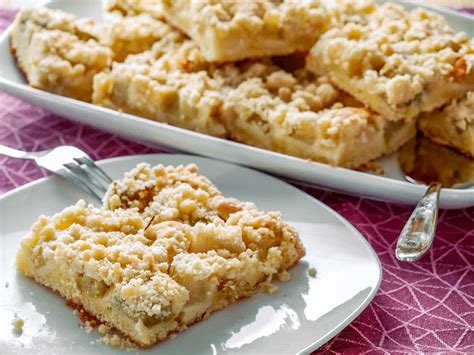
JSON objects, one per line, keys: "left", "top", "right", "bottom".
{"left": 0, "top": 144, "right": 112, "bottom": 202}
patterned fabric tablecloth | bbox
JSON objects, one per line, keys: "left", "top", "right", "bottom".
{"left": 0, "top": 7, "right": 473, "bottom": 353}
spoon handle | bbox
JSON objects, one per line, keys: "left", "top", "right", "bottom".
{"left": 396, "top": 182, "right": 442, "bottom": 262}
{"left": 0, "top": 144, "right": 30, "bottom": 159}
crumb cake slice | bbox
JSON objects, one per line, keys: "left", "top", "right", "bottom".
{"left": 308, "top": 2, "right": 474, "bottom": 121}
{"left": 17, "top": 163, "right": 305, "bottom": 348}
{"left": 418, "top": 92, "right": 474, "bottom": 157}
{"left": 9, "top": 8, "right": 113, "bottom": 102}
{"left": 92, "top": 61, "right": 227, "bottom": 137}
{"left": 324, "top": 0, "right": 377, "bottom": 27}
{"left": 92, "top": 29, "right": 227, "bottom": 137}
{"left": 159, "top": 0, "right": 330, "bottom": 62}
{"left": 216, "top": 63, "right": 416, "bottom": 168}
{"left": 101, "top": 13, "right": 173, "bottom": 62}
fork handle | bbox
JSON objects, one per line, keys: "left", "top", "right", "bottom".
{"left": 395, "top": 182, "right": 442, "bottom": 262}
{"left": 0, "top": 145, "right": 33, "bottom": 159}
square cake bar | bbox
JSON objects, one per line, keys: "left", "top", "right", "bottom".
{"left": 10, "top": 7, "right": 113, "bottom": 102}
{"left": 17, "top": 163, "right": 305, "bottom": 347}
{"left": 159, "top": 0, "right": 330, "bottom": 62}
{"left": 308, "top": 2, "right": 474, "bottom": 121}
{"left": 217, "top": 63, "right": 416, "bottom": 168}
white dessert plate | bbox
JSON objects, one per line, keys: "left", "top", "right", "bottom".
{"left": 0, "top": 154, "right": 382, "bottom": 354}
{"left": 0, "top": 0, "right": 472, "bottom": 209}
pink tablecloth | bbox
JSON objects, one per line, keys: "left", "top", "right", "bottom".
{"left": 0, "top": 9, "right": 473, "bottom": 353}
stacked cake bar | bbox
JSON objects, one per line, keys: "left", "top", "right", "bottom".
{"left": 10, "top": 0, "right": 474, "bottom": 164}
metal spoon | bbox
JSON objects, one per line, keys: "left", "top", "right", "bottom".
{"left": 396, "top": 138, "right": 474, "bottom": 262}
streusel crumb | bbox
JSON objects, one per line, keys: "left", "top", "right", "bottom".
{"left": 101, "top": 13, "right": 174, "bottom": 62}
{"left": 106, "top": 0, "right": 163, "bottom": 19}
{"left": 308, "top": 267, "right": 317, "bottom": 278}
{"left": 12, "top": 314, "right": 24, "bottom": 334}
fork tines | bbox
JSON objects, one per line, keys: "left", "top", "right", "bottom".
{"left": 63, "top": 157, "right": 112, "bottom": 201}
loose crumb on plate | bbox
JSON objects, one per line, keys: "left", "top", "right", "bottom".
{"left": 102, "top": 333, "right": 122, "bottom": 348}
{"left": 100, "top": 329, "right": 136, "bottom": 349}
{"left": 12, "top": 314, "right": 24, "bottom": 334}
{"left": 308, "top": 267, "right": 317, "bottom": 278}
{"left": 97, "top": 322, "right": 136, "bottom": 350}
{"left": 5, "top": 281, "right": 9, "bottom": 288}
{"left": 98, "top": 324, "right": 110, "bottom": 335}
{"left": 277, "top": 271, "right": 292, "bottom": 282}
{"left": 82, "top": 321, "right": 94, "bottom": 334}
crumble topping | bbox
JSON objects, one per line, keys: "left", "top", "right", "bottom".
{"left": 168, "top": 0, "right": 327, "bottom": 31}
{"left": 82, "top": 321, "right": 94, "bottom": 334}
{"left": 11, "top": 7, "right": 100, "bottom": 39}
{"left": 324, "top": 0, "right": 377, "bottom": 26}
{"left": 33, "top": 31, "right": 111, "bottom": 70}
{"left": 213, "top": 61, "right": 342, "bottom": 107}
{"left": 140, "top": 34, "right": 210, "bottom": 73}
{"left": 22, "top": 202, "right": 190, "bottom": 322}
{"left": 104, "top": 163, "right": 220, "bottom": 211}
{"left": 101, "top": 13, "right": 174, "bottom": 62}
{"left": 225, "top": 73, "right": 381, "bottom": 140}
{"left": 106, "top": 0, "right": 164, "bottom": 19}
{"left": 8, "top": 7, "right": 105, "bottom": 56}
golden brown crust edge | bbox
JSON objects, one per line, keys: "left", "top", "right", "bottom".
{"left": 22, "top": 256, "right": 304, "bottom": 350}
{"left": 9, "top": 38, "right": 30, "bottom": 86}
{"left": 419, "top": 130, "right": 474, "bottom": 159}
